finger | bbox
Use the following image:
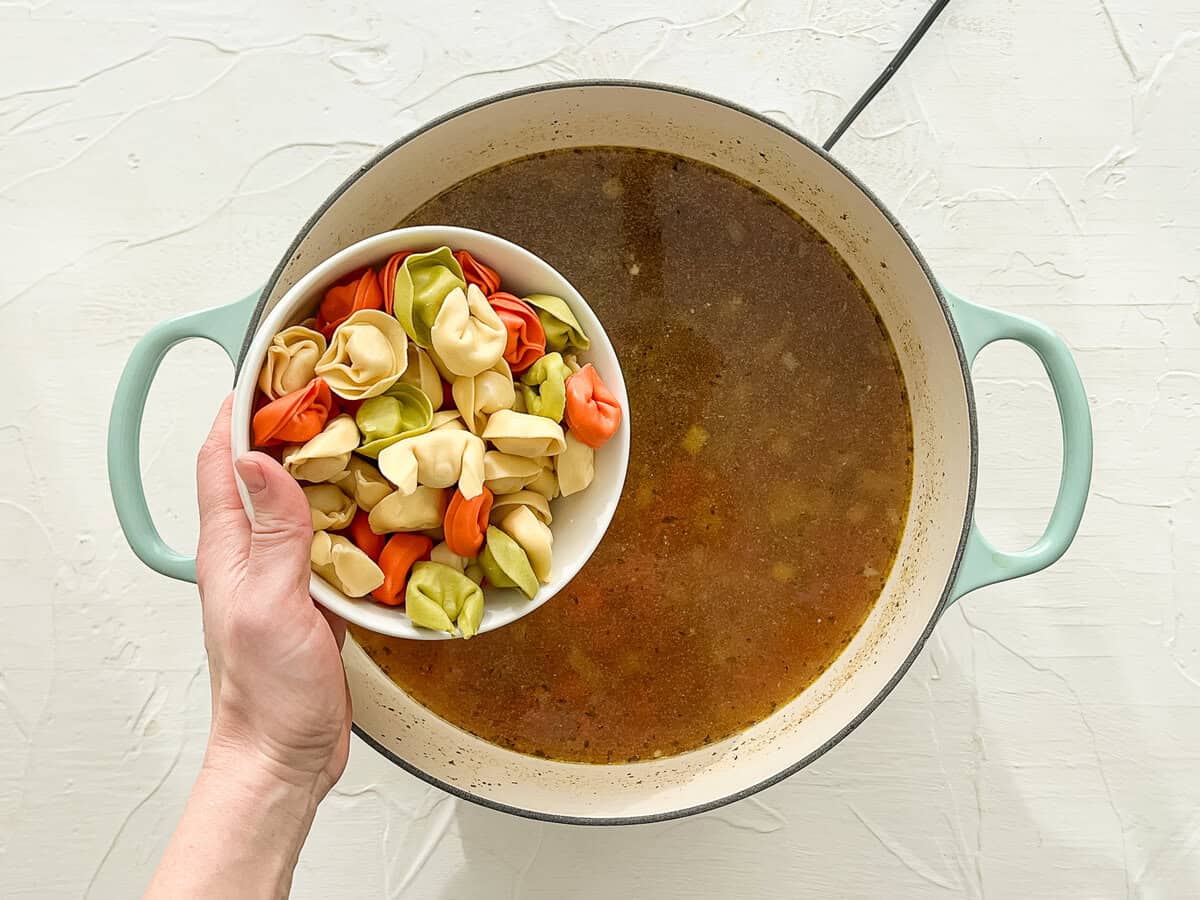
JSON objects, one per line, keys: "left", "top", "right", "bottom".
{"left": 318, "top": 604, "right": 348, "bottom": 650}
{"left": 197, "top": 395, "right": 251, "bottom": 544}
{"left": 236, "top": 452, "right": 313, "bottom": 600}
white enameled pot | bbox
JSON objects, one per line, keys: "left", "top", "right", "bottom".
{"left": 110, "top": 81, "right": 1092, "bottom": 824}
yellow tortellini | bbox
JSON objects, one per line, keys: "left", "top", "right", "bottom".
{"left": 520, "top": 352, "right": 571, "bottom": 422}
{"left": 282, "top": 414, "right": 359, "bottom": 483}
{"left": 311, "top": 531, "right": 384, "bottom": 597}
{"left": 397, "top": 345, "right": 445, "bottom": 411}
{"left": 481, "top": 410, "right": 566, "bottom": 458}
{"left": 452, "top": 359, "right": 516, "bottom": 434}
{"left": 367, "top": 486, "right": 448, "bottom": 533}
{"left": 258, "top": 325, "right": 326, "bottom": 399}
{"left": 479, "top": 526, "right": 539, "bottom": 599}
{"left": 390, "top": 247, "right": 467, "bottom": 348}
{"left": 556, "top": 430, "right": 595, "bottom": 497}
{"left": 405, "top": 561, "right": 486, "bottom": 638}
{"left": 430, "top": 410, "right": 466, "bottom": 431}
{"left": 482, "top": 450, "right": 542, "bottom": 495}
{"left": 498, "top": 506, "right": 553, "bottom": 584}
{"left": 304, "top": 483, "right": 357, "bottom": 531}
{"left": 334, "top": 456, "right": 393, "bottom": 511}
{"left": 377, "top": 429, "right": 486, "bottom": 498}
{"left": 523, "top": 294, "right": 590, "bottom": 353}
{"left": 430, "top": 284, "right": 508, "bottom": 377}
{"left": 354, "top": 383, "right": 433, "bottom": 458}
{"left": 489, "top": 490, "right": 553, "bottom": 527}
{"left": 314, "top": 309, "right": 409, "bottom": 399}
{"left": 526, "top": 456, "right": 560, "bottom": 500}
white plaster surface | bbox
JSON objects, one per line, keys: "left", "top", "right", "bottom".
{"left": 1, "top": 0, "right": 1198, "bottom": 896}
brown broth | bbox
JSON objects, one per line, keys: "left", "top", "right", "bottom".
{"left": 350, "top": 147, "right": 912, "bottom": 764}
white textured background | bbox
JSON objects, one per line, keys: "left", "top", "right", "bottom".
{"left": 2, "top": 0, "right": 1198, "bottom": 897}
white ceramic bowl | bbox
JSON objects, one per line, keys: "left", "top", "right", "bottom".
{"left": 230, "top": 226, "right": 630, "bottom": 639}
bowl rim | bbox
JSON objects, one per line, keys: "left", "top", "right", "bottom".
{"left": 230, "top": 79, "right": 977, "bottom": 826}
{"left": 231, "top": 224, "right": 631, "bottom": 640}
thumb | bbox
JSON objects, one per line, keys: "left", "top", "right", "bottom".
{"left": 235, "top": 452, "right": 312, "bottom": 595}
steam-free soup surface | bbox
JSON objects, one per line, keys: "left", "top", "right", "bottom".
{"left": 351, "top": 148, "right": 912, "bottom": 763}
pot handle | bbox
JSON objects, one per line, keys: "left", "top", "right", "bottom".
{"left": 107, "top": 291, "right": 261, "bottom": 582}
{"left": 944, "top": 290, "right": 1092, "bottom": 603}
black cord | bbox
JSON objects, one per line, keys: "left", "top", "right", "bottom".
{"left": 822, "top": 0, "right": 951, "bottom": 151}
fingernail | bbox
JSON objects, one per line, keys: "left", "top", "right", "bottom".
{"left": 236, "top": 456, "right": 266, "bottom": 493}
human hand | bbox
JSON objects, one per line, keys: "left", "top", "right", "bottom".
{"left": 195, "top": 394, "right": 351, "bottom": 797}
{"left": 147, "top": 395, "right": 351, "bottom": 898}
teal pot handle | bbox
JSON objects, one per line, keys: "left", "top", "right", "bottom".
{"left": 944, "top": 290, "right": 1093, "bottom": 603}
{"left": 107, "top": 291, "right": 260, "bottom": 582}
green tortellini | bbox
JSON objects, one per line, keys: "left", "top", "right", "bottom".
{"left": 405, "top": 561, "right": 486, "bottom": 638}
{"left": 519, "top": 352, "right": 572, "bottom": 422}
{"left": 523, "top": 294, "right": 590, "bottom": 353}
{"left": 478, "top": 526, "right": 538, "bottom": 599}
{"left": 354, "top": 383, "right": 434, "bottom": 458}
{"left": 391, "top": 247, "right": 467, "bottom": 348}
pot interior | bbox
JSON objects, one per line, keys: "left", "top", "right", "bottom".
{"left": 254, "top": 83, "right": 973, "bottom": 822}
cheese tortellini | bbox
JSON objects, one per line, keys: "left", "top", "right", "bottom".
{"left": 452, "top": 359, "right": 516, "bottom": 434}
{"left": 311, "top": 531, "right": 384, "bottom": 597}
{"left": 282, "top": 414, "right": 359, "bottom": 483}
{"left": 314, "top": 309, "right": 409, "bottom": 399}
{"left": 498, "top": 506, "right": 553, "bottom": 584}
{"left": 482, "top": 450, "right": 542, "bottom": 495}
{"left": 556, "top": 430, "right": 595, "bottom": 496}
{"left": 255, "top": 243, "right": 622, "bottom": 639}
{"left": 377, "top": 429, "right": 486, "bottom": 499}
{"left": 431, "top": 284, "right": 508, "bottom": 377}
{"left": 520, "top": 352, "right": 572, "bottom": 422}
{"left": 481, "top": 410, "right": 566, "bottom": 458}
{"left": 355, "top": 383, "right": 434, "bottom": 458}
{"left": 368, "top": 486, "right": 448, "bottom": 533}
{"left": 334, "top": 456, "right": 394, "bottom": 511}
{"left": 304, "top": 483, "right": 357, "bottom": 531}
{"left": 259, "top": 325, "right": 326, "bottom": 399}
{"left": 390, "top": 247, "right": 467, "bottom": 348}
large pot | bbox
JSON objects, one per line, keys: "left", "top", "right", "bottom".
{"left": 109, "top": 81, "right": 1092, "bottom": 825}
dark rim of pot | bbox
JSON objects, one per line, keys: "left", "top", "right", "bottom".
{"left": 235, "top": 79, "right": 978, "bottom": 828}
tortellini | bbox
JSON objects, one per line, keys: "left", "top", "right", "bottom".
{"left": 311, "top": 531, "right": 384, "bottom": 598}
{"left": 430, "top": 284, "right": 508, "bottom": 377}
{"left": 252, "top": 378, "right": 335, "bottom": 448}
{"left": 377, "top": 429, "right": 486, "bottom": 499}
{"left": 498, "top": 506, "right": 553, "bottom": 584}
{"left": 390, "top": 247, "right": 467, "bottom": 348}
{"left": 523, "top": 293, "right": 590, "bottom": 353}
{"left": 406, "top": 561, "right": 486, "bottom": 638}
{"left": 479, "top": 526, "right": 538, "bottom": 599}
{"left": 489, "top": 490, "right": 553, "bottom": 526}
{"left": 526, "top": 458, "right": 560, "bottom": 500}
{"left": 282, "top": 414, "right": 359, "bottom": 483}
{"left": 255, "top": 244, "right": 624, "bottom": 639}
{"left": 483, "top": 450, "right": 541, "bottom": 495}
{"left": 398, "top": 345, "right": 445, "bottom": 411}
{"left": 259, "top": 326, "right": 327, "bottom": 399}
{"left": 355, "top": 383, "right": 434, "bottom": 458}
{"left": 520, "top": 352, "right": 572, "bottom": 421}
{"left": 452, "top": 359, "right": 516, "bottom": 434}
{"left": 314, "top": 308, "right": 409, "bottom": 400}
{"left": 334, "top": 456, "right": 393, "bottom": 511}
{"left": 304, "top": 483, "right": 357, "bottom": 531}
{"left": 481, "top": 410, "right": 566, "bottom": 458}
{"left": 368, "top": 486, "right": 448, "bottom": 533}
{"left": 555, "top": 430, "right": 595, "bottom": 496}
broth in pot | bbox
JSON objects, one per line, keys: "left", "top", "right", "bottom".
{"left": 351, "top": 147, "right": 912, "bottom": 764}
